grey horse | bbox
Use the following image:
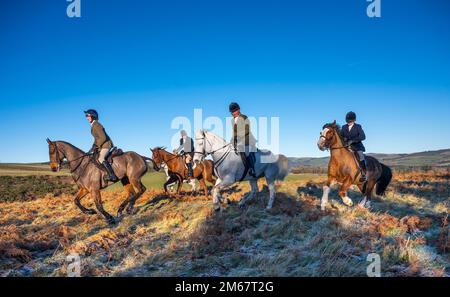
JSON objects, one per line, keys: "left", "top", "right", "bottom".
{"left": 192, "top": 130, "right": 289, "bottom": 211}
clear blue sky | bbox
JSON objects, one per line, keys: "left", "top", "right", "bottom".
{"left": 0, "top": 0, "right": 449, "bottom": 163}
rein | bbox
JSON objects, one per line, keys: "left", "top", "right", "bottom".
{"left": 53, "top": 142, "right": 92, "bottom": 174}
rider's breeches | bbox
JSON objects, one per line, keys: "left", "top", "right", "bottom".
{"left": 185, "top": 154, "right": 193, "bottom": 164}
{"left": 98, "top": 148, "right": 109, "bottom": 163}
{"left": 357, "top": 151, "right": 365, "bottom": 162}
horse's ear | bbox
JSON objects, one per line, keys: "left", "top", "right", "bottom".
{"left": 46, "top": 138, "right": 52, "bottom": 144}
{"left": 332, "top": 120, "right": 336, "bottom": 126}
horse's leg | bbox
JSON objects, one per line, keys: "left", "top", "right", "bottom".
{"left": 74, "top": 187, "right": 97, "bottom": 215}
{"left": 238, "top": 179, "right": 259, "bottom": 209}
{"left": 321, "top": 179, "right": 336, "bottom": 211}
{"left": 339, "top": 177, "right": 354, "bottom": 207}
{"left": 212, "top": 178, "right": 230, "bottom": 211}
{"left": 359, "top": 179, "right": 376, "bottom": 208}
{"left": 126, "top": 180, "right": 146, "bottom": 215}
{"left": 117, "top": 182, "right": 135, "bottom": 217}
{"left": 176, "top": 176, "right": 183, "bottom": 194}
{"left": 164, "top": 175, "right": 176, "bottom": 193}
{"left": 198, "top": 177, "right": 208, "bottom": 196}
{"left": 92, "top": 189, "right": 116, "bottom": 225}
{"left": 190, "top": 179, "right": 197, "bottom": 192}
{"left": 205, "top": 165, "right": 217, "bottom": 185}
{"left": 266, "top": 180, "right": 276, "bottom": 210}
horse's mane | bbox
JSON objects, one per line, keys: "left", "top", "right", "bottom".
{"left": 56, "top": 141, "right": 85, "bottom": 154}
{"left": 201, "top": 130, "right": 227, "bottom": 145}
{"left": 322, "top": 122, "right": 341, "bottom": 133}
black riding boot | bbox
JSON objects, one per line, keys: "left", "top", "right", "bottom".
{"left": 102, "top": 161, "right": 119, "bottom": 182}
{"left": 359, "top": 160, "right": 367, "bottom": 182}
{"left": 187, "top": 163, "right": 193, "bottom": 178}
{"left": 240, "top": 152, "right": 256, "bottom": 177}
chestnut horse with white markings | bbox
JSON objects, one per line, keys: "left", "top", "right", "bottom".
{"left": 317, "top": 121, "right": 392, "bottom": 209}
{"left": 150, "top": 147, "right": 216, "bottom": 195}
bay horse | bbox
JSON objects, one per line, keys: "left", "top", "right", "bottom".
{"left": 150, "top": 147, "right": 216, "bottom": 195}
{"left": 317, "top": 121, "right": 392, "bottom": 209}
{"left": 46, "top": 139, "right": 154, "bottom": 224}
{"left": 193, "top": 130, "right": 289, "bottom": 211}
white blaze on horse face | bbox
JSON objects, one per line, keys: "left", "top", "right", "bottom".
{"left": 317, "top": 128, "right": 329, "bottom": 151}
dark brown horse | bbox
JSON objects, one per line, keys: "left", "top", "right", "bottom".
{"left": 150, "top": 147, "right": 216, "bottom": 195}
{"left": 46, "top": 139, "right": 153, "bottom": 224}
{"left": 317, "top": 121, "right": 392, "bottom": 209}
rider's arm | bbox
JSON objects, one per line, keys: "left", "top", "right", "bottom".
{"left": 92, "top": 122, "right": 108, "bottom": 148}
{"left": 356, "top": 125, "right": 366, "bottom": 142}
{"left": 174, "top": 138, "right": 184, "bottom": 154}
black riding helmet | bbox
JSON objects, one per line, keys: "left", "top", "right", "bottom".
{"left": 346, "top": 111, "right": 356, "bottom": 123}
{"left": 84, "top": 109, "right": 99, "bottom": 120}
{"left": 229, "top": 102, "right": 240, "bottom": 113}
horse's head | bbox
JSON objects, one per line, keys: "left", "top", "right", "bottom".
{"left": 46, "top": 138, "right": 64, "bottom": 172}
{"left": 317, "top": 121, "right": 340, "bottom": 151}
{"left": 150, "top": 147, "right": 166, "bottom": 171}
{"left": 193, "top": 130, "right": 207, "bottom": 164}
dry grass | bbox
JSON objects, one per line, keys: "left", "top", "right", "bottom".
{"left": 0, "top": 172, "right": 448, "bottom": 277}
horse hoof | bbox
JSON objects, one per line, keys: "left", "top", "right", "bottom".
{"left": 84, "top": 209, "right": 97, "bottom": 215}
{"left": 107, "top": 217, "right": 117, "bottom": 225}
{"left": 343, "top": 197, "right": 353, "bottom": 207}
{"left": 126, "top": 208, "right": 136, "bottom": 215}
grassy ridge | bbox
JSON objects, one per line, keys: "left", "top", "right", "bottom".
{"left": 0, "top": 172, "right": 448, "bottom": 277}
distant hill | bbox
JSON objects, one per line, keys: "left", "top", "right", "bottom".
{"left": 288, "top": 148, "right": 450, "bottom": 168}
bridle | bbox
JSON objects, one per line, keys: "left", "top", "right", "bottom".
{"left": 49, "top": 141, "right": 91, "bottom": 173}
{"left": 195, "top": 131, "right": 231, "bottom": 157}
{"left": 151, "top": 148, "right": 181, "bottom": 171}
{"left": 320, "top": 128, "right": 350, "bottom": 151}
{"left": 195, "top": 131, "right": 232, "bottom": 168}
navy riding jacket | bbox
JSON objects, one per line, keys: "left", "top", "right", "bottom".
{"left": 341, "top": 123, "right": 366, "bottom": 152}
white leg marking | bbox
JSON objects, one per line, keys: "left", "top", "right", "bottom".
{"left": 342, "top": 195, "right": 353, "bottom": 207}
{"left": 358, "top": 196, "right": 367, "bottom": 207}
{"left": 321, "top": 185, "right": 330, "bottom": 211}
{"left": 267, "top": 182, "right": 276, "bottom": 210}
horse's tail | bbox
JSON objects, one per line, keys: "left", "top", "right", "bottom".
{"left": 376, "top": 163, "right": 392, "bottom": 196}
{"left": 275, "top": 154, "right": 289, "bottom": 181}
{"left": 140, "top": 155, "right": 156, "bottom": 171}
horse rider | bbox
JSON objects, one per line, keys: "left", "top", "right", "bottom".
{"left": 341, "top": 111, "right": 367, "bottom": 182}
{"left": 84, "top": 109, "right": 119, "bottom": 182}
{"left": 174, "top": 129, "right": 195, "bottom": 179}
{"left": 229, "top": 102, "right": 257, "bottom": 177}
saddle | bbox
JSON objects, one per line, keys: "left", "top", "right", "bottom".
{"left": 106, "top": 147, "right": 123, "bottom": 164}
